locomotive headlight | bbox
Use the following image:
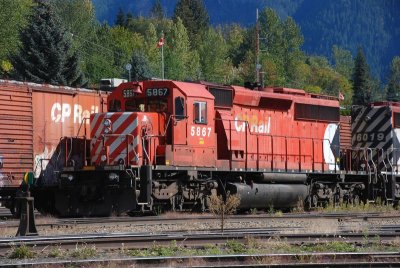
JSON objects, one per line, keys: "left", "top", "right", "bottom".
{"left": 100, "top": 155, "right": 107, "bottom": 162}
{"left": 108, "top": 172, "right": 119, "bottom": 182}
{"left": 68, "top": 174, "right": 74, "bottom": 181}
{"left": 104, "top": 127, "right": 112, "bottom": 134}
{"left": 103, "top": 119, "right": 112, "bottom": 127}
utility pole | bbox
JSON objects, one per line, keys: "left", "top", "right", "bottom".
{"left": 255, "top": 9, "right": 261, "bottom": 84}
{"left": 158, "top": 31, "right": 165, "bottom": 80}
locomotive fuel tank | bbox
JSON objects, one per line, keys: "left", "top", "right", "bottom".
{"left": 253, "top": 173, "right": 307, "bottom": 183}
{"left": 227, "top": 182, "right": 308, "bottom": 209}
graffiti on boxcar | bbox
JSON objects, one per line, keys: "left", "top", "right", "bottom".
{"left": 51, "top": 103, "right": 99, "bottom": 124}
{"left": 34, "top": 146, "right": 55, "bottom": 178}
{"left": 234, "top": 113, "right": 271, "bottom": 134}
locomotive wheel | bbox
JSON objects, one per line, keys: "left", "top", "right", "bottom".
{"left": 312, "top": 195, "right": 318, "bottom": 207}
{"left": 305, "top": 195, "right": 313, "bottom": 210}
{"left": 353, "top": 195, "right": 360, "bottom": 206}
{"left": 333, "top": 194, "right": 340, "bottom": 207}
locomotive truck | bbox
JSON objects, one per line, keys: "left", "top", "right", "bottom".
{"left": 30, "top": 80, "right": 400, "bottom": 217}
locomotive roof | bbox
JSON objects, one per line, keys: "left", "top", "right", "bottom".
{"left": 170, "top": 81, "right": 214, "bottom": 99}
{"left": 113, "top": 80, "right": 339, "bottom": 108}
{"left": 115, "top": 80, "right": 215, "bottom": 99}
{"left": 231, "top": 85, "right": 339, "bottom": 107}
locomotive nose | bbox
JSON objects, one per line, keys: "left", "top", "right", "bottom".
{"left": 90, "top": 112, "right": 141, "bottom": 166}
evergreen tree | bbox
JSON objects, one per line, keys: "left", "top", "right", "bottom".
{"left": 332, "top": 45, "right": 354, "bottom": 80}
{"left": 386, "top": 56, "right": 400, "bottom": 101}
{"left": 10, "top": 2, "right": 85, "bottom": 87}
{"left": 115, "top": 8, "right": 126, "bottom": 27}
{"left": 151, "top": 0, "right": 165, "bottom": 20}
{"left": 173, "top": 0, "right": 209, "bottom": 44}
{"left": 126, "top": 11, "right": 134, "bottom": 25}
{"left": 131, "top": 51, "right": 152, "bottom": 81}
{"left": 352, "top": 47, "right": 372, "bottom": 105}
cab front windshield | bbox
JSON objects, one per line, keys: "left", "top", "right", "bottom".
{"left": 125, "top": 98, "right": 168, "bottom": 112}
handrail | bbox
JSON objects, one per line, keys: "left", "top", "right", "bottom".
{"left": 366, "top": 148, "right": 377, "bottom": 184}
{"left": 378, "top": 148, "right": 388, "bottom": 182}
{"left": 387, "top": 147, "right": 400, "bottom": 174}
{"left": 77, "top": 117, "right": 90, "bottom": 137}
{"left": 344, "top": 146, "right": 400, "bottom": 179}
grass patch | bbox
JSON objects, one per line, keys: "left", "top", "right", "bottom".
{"left": 261, "top": 237, "right": 295, "bottom": 253}
{"left": 318, "top": 199, "right": 397, "bottom": 213}
{"left": 203, "top": 244, "right": 223, "bottom": 255}
{"left": 9, "top": 244, "right": 35, "bottom": 259}
{"left": 225, "top": 240, "right": 247, "bottom": 254}
{"left": 47, "top": 246, "right": 64, "bottom": 258}
{"left": 301, "top": 241, "right": 357, "bottom": 253}
{"left": 70, "top": 244, "right": 97, "bottom": 259}
{"left": 128, "top": 241, "right": 194, "bottom": 257}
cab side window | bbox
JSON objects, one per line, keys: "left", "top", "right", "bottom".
{"left": 109, "top": 99, "right": 121, "bottom": 112}
{"left": 194, "top": 101, "right": 207, "bottom": 124}
{"left": 175, "top": 97, "right": 185, "bottom": 120}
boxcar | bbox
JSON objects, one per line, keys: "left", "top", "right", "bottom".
{"left": 0, "top": 80, "right": 108, "bottom": 212}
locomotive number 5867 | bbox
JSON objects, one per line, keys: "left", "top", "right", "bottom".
{"left": 190, "top": 126, "right": 212, "bottom": 137}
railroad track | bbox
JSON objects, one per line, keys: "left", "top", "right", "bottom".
{"left": 2, "top": 211, "right": 400, "bottom": 228}
{"left": 0, "top": 228, "right": 399, "bottom": 253}
{"left": 2, "top": 252, "right": 400, "bottom": 267}
{"left": 1, "top": 212, "right": 400, "bottom": 267}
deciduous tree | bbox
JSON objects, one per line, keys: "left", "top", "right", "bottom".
{"left": 198, "top": 28, "right": 230, "bottom": 83}
{"left": 0, "top": 0, "right": 32, "bottom": 77}
{"left": 164, "top": 18, "right": 200, "bottom": 80}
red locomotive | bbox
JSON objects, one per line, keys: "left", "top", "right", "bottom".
{"left": 35, "top": 80, "right": 357, "bottom": 216}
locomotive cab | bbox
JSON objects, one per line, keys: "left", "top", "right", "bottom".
{"left": 103, "top": 80, "right": 217, "bottom": 168}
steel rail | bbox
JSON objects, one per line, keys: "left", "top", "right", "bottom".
{"left": 1, "top": 229, "right": 400, "bottom": 255}
{"left": 2, "top": 211, "right": 400, "bottom": 228}
{"left": 1, "top": 252, "right": 400, "bottom": 267}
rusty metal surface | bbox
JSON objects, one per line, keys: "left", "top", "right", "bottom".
{"left": 0, "top": 80, "right": 108, "bottom": 187}
{"left": 0, "top": 82, "right": 33, "bottom": 187}
{"left": 340, "top": 115, "right": 351, "bottom": 149}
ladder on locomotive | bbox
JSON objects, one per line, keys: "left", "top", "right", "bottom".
{"left": 363, "top": 147, "right": 393, "bottom": 203}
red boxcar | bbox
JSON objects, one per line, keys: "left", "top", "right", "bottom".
{"left": 0, "top": 80, "right": 108, "bottom": 208}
